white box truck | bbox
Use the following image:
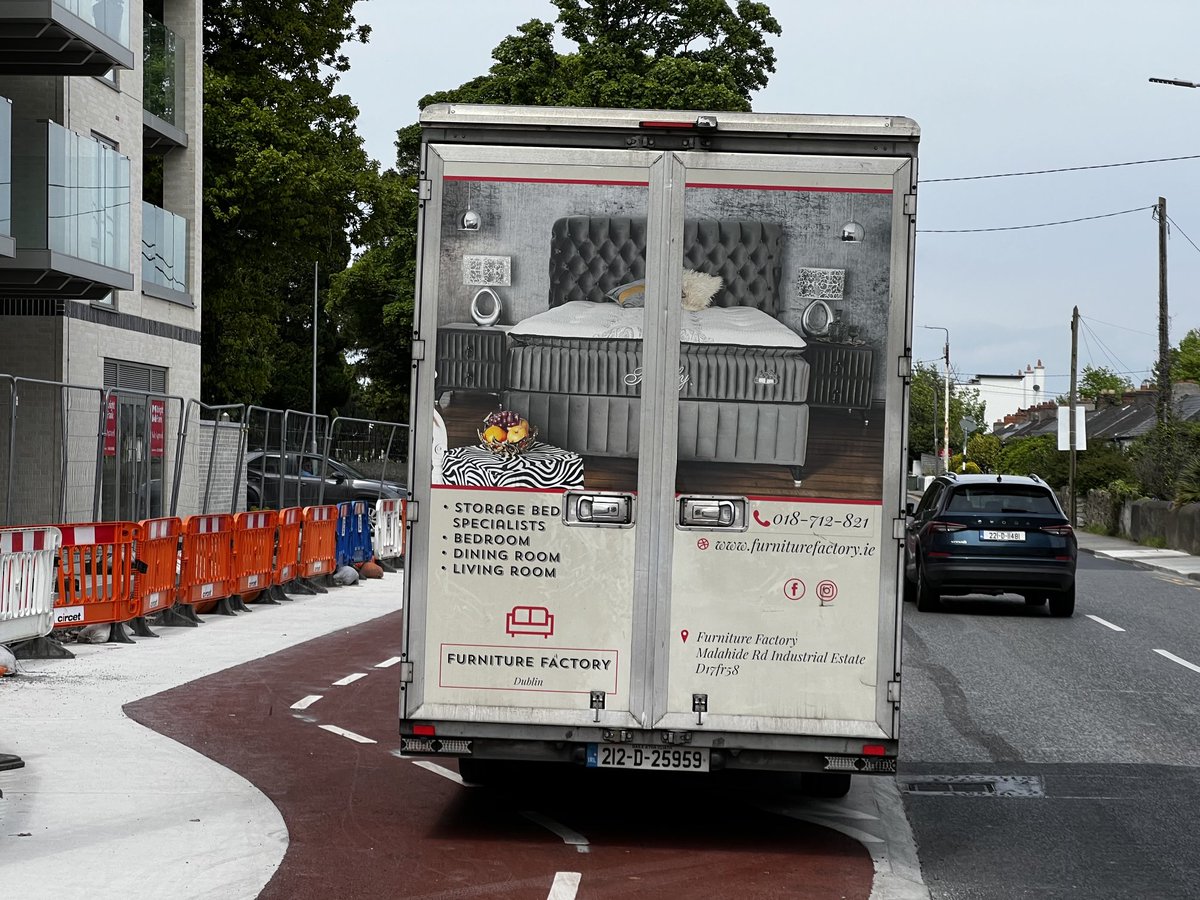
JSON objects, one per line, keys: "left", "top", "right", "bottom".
{"left": 400, "top": 105, "right": 918, "bottom": 795}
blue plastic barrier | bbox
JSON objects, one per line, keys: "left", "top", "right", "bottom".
{"left": 335, "top": 500, "right": 374, "bottom": 569}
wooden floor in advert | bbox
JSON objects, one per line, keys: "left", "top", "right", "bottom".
{"left": 441, "top": 392, "right": 886, "bottom": 500}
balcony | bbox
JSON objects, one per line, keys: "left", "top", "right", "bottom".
{"left": 0, "top": 98, "right": 13, "bottom": 259}
{"left": 141, "top": 201, "right": 189, "bottom": 304}
{"left": 143, "top": 10, "right": 187, "bottom": 152}
{"left": 0, "top": 0, "right": 135, "bottom": 75}
{"left": 0, "top": 120, "right": 133, "bottom": 299}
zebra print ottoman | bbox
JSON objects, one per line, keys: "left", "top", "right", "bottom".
{"left": 440, "top": 442, "right": 585, "bottom": 489}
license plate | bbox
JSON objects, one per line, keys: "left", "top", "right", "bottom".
{"left": 982, "top": 530, "right": 1025, "bottom": 541}
{"left": 586, "top": 744, "right": 710, "bottom": 772}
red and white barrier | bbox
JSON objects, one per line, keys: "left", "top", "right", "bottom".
{"left": 0, "top": 527, "right": 62, "bottom": 643}
{"left": 374, "top": 499, "right": 406, "bottom": 561}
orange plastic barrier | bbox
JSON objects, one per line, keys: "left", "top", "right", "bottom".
{"left": 299, "top": 505, "right": 338, "bottom": 578}
{"left": 178, "top": 513, "right": 235, "bottom": 614}
{"left": 232, "top": 509, "right": 277, "bottom": 598}
{"left": 275, "top": 507, "right": 304, "bottom": 586}
{"left": 52, "top": 522, "right": 140, "bottom": 631}
{"left": 134, "top": 516, "right": 182, "bottom": 618}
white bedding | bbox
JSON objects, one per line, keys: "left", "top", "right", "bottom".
{"left": 510, "top": 301, "right": 807, "bottom": 349}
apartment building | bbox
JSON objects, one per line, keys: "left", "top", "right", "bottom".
{"left": 0, "top": 0, "right": 202, "bottom": 523}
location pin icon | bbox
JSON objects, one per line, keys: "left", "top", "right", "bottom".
{"left": 681, "top": 629, "right": 689, "bottom": 643}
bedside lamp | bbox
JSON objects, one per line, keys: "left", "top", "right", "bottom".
{"left": 462, "top": 254, "right": 511, "bottom": 326}
{"left": 795, "top": 267, "right": 845, "bottom": 339}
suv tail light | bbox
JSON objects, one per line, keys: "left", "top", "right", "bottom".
{"left": 927, "top": 521, "right": 968, "bottom": 534}
{"left": 1040, "top": 525, "right": 1074, "bottom": 536}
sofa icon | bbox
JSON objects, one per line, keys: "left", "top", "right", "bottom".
{"left": 506, "top": 605, "right": 554, "bottom": 638}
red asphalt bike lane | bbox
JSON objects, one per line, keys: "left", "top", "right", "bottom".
{"left": 125, "top": 611, "right": 875, "bottom": 899}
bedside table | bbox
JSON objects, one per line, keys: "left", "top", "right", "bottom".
{"left": 805, "top": 342, "right": 874, "bottom": 412}
{"left": 436, "top": 323, "right": 511, "bottom": 404}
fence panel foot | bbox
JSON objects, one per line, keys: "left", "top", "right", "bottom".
{"left": 12, "top": 635, "right": 75, "bottom": 660}
{"left": 228, "top": 595, "right": 252, "bottom": 613}
{"left": 156, "top": 603, "right": 202, "bottom": 627}
{"left": 128, "top": 617, "right": 160, "bottom": 638}
{"left": 284, "top": 579, "right": 316, "bottom": 596}
{"left": 299, "top": 577, "right": 328, "bottom": 594}
{"left": 0, "top": 753, "right": 25, "bottom": 772}
{"left": 106, "top": 622, "right": 136, "bottom": 644}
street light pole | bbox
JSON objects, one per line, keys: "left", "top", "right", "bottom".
{"left": 923, "top": 326, "right": 950, "bottom": 473}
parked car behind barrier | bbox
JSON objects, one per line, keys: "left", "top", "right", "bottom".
{"left": 244, "top": 452, "right": 406, "bottom": 525}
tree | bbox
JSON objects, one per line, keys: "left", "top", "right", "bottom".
{"left": 967, "top": 432, "right": 1002, "bottom": 473}
{"left": 202, "top": 1, "right": 379, "bottom": 411}
{"left": 907, "top": 362, "right": 986, "bottom": 460}
{"left": 1055, "top": 365, "right": 1132, "bottom": 404}
{"left": 1172, "top": 328, "right": 1200, "bottom": 387}
{"left": 337, "top": 1, "right": 783, "bottom": 418}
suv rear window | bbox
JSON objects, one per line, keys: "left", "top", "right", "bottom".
{"left": 944, "top": 485, "right": 1060, "bottom": 515}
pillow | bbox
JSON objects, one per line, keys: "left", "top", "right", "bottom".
{"left": 605, "top": 279, "right": 646, "bottom": 308}
{"left": 681, "top": 269, "right": 723, "bottom": 312}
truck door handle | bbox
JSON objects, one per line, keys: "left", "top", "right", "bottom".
{"left": 563, "top": 492, "right": 635, "bottom": 527}
{"left": 677, "top": 496, "right": 747, "bottom": 531}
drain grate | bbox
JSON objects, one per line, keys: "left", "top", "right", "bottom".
{"left": 899, "top": 774, "right": 1045, "bottom": 798}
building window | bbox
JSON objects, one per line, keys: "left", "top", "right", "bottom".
{"left": 90, "top": 132, "right": 121, "bottom": 308}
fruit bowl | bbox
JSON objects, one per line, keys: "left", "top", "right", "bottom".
{"left": 478, "top": 409, "right": 539, "bottom": 456}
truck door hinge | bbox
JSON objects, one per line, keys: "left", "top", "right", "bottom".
{"left": 887, "top": 681, "right": 901, "bottom": 704}
{"left": 661, "top": 730, "right": 694, "bottom": 746}
{"left": 399, "top": 661, "right": 414, "bottom": 683}
{"left": 418, "top": 179, "right": 432, "bottom": 201}
{"left": 411, "top": 339, "right": 426, "bottom": 361}
{"left": 897, "top": 355, "right": 912, "bottom": 379}
{"left": 903, "top": 193, "right": 917, "bottom": 216}
{"left": 892, "top": 517, "right": 907, "bottom": 541}
{"left": 405, "top": 500, "right": 419, "bottom": 523}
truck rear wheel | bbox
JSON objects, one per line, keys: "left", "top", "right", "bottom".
{"left": 800, "top": 772, "right": 852, "bottom": 798}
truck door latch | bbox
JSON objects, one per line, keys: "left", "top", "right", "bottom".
{"left": 662, "top": 730, "right": 694, "bottom": 745}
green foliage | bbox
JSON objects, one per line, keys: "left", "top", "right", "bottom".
{"left": 1173, "top": 455, "right": 1200, "bottom": 507}
{"left": 967, "top": 432, "right": 1001, "bottom": 472}
{"left": 201, "top": 0, "right": 377, "bottom": 411}
{"left": 1107, "top": 478, "right": 1143, "bottom": 501}
{"left": 1054, "top": 365, "right": 1132, "bottom": 404}
{"left": 1127, "top": 421, "right": 1200, "bottom": 501}
{"left": 997, "top": 435, "right": 1067, "bottom": 486}
{"left": 1074, "top": 442, "right": 1135, "bottom": 494}
{"left": 339, "top": 1, "right": 783, "bottom": 418}
{"left": 907, "top": 362, "right": 986, "bottom": 459}
{"left": 1172, "top": 327, "right": 1200, "bottom": 387}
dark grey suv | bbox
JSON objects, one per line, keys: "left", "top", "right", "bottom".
{"left": 904, "top": 473, "right": 1077, "bottom": 617}
{"left": 244, "top": 451, "right": 406, "bottom": 515}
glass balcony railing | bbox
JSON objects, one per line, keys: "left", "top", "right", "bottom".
{"left": 58, "top": 0, "right": 131, "bottom": 47}
{"left": 0, "top": 99, "right": 11, "bottom": 244}
{"left": 42, "top": 122, "right": 131, "bottom": 271}
{"left": 142, "top": 202, "right": 187, "bottom": 294}
{"left": 143, "top": 11, "right": 180, "bottom": 128}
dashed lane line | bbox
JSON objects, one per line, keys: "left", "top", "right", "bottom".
{"left": 408, "top": 759, "right": 467, "bottom": 785}
{"left": 1086, "top": 615, "right": 1126, "bottom": 632}
{"left": 319, "top": 724, "right": 377, "bottom": 744}
{"left": 375, "top": 656, "right": 404, "bottom": 668}
{"left": 547, "top": 872, "right": 581, "bottom": 900}
{"left": 332, "top": 672, "right": 368, "bottom": 686}
{"left": 290, "top": 695, "right": 323, "bottom": 710}
{"left": 1154, "top": 649, "right": 1200, "bottom": 674}
{"left": 522, "top": 810, "right": 590, "bottom": 854}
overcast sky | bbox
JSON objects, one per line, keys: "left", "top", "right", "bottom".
{"left": 337, "top": 0, "right": 1200, "bottom": 405}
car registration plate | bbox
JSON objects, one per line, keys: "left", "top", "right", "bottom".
{"left": 981, "top": 530, "right": 1025, "bottom": 541}
{"left": 586, "top": 744, "right": 710, "bottom": 772}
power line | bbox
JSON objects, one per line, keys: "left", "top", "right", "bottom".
{"left": 920, "top": 153, "right": 1200, "bottom": 184}
{"left": 1080, "top": 315, "right": 1156, "bottom": 339}
{"left": 1166, "top": 214, "right": 1200, "bottom": 257}
{"left": 918, "top": 206, "right": 1152, "bottom": 234}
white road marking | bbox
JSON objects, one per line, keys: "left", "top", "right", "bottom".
{"left": 547, "top": 872, "right": 581, "bottom": 900}
{"left": 1086, "top": 615, "right": 1126, "bottom": 632}
{"left": 332, "top": 672, "right": 367, "bottom": 686}
{"left": 522, "top": 810, "right": 590, "bottom": 854}
{"left": 409, "top": 759, "right": 467, "bottom": 785}
{"left": 1154, "top": 649, "right": 1200, "bottom": 674}
{"left": 319, "top": 724, "right": 377, "bottom": 744}
{"left": 375, "top": 656, "right": 403, "bottom": 668}
{"left": 290, "top": 695, "right": 323, "bottom": 710}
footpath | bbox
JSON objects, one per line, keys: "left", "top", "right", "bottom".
{"left": 1075, "top": 530, "right": 1200, "bottom": 581}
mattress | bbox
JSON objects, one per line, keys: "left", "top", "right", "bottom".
{"left": 508, "top": 302, "right": 810, "bottom": 403}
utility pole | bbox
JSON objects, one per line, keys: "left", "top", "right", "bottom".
{"left": 922, "top": 325, "right": 950, "bottom": 473}
{"left": 1069, "top": 306, "right": 1079, "bottom": 526}
{"left": 1156, "top": 197, "right": 1171, "bottom": 424}
{"left": 312, "top": 260, "right": 319, "bottom": 453}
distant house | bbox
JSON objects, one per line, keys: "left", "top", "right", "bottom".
{"left": 968, "top": 361, "right": 1045, "bottom": 432}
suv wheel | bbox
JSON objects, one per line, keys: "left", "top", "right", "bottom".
{"left": 1048, "top": 586, "right": 1075, "bottom": 618}
{"left": 916, "top": 560, "right": 940, "bottom": 612}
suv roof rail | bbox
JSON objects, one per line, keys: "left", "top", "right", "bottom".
{"left": 1029, "top": 473, "right": 1042, "bottom": 483}
{"left": 943, "top": 471, "right": 957, "bottom": 480}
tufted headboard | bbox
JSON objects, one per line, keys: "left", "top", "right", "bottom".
{"left": 547, "top": 216, "right": 784, "bottom": 315}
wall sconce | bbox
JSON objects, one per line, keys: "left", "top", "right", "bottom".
{"left": 459, "top": 181, "right": 481, "bottom": 231}
{"left": 795, "top": 266, "right": 844, "bottom": 338}
{"left": 462, "top": 254, "right": 511, "bottom": 326}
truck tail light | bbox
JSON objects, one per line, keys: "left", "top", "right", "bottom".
{"left": 412, "top": 724, "right": 436, "bottom": 736}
